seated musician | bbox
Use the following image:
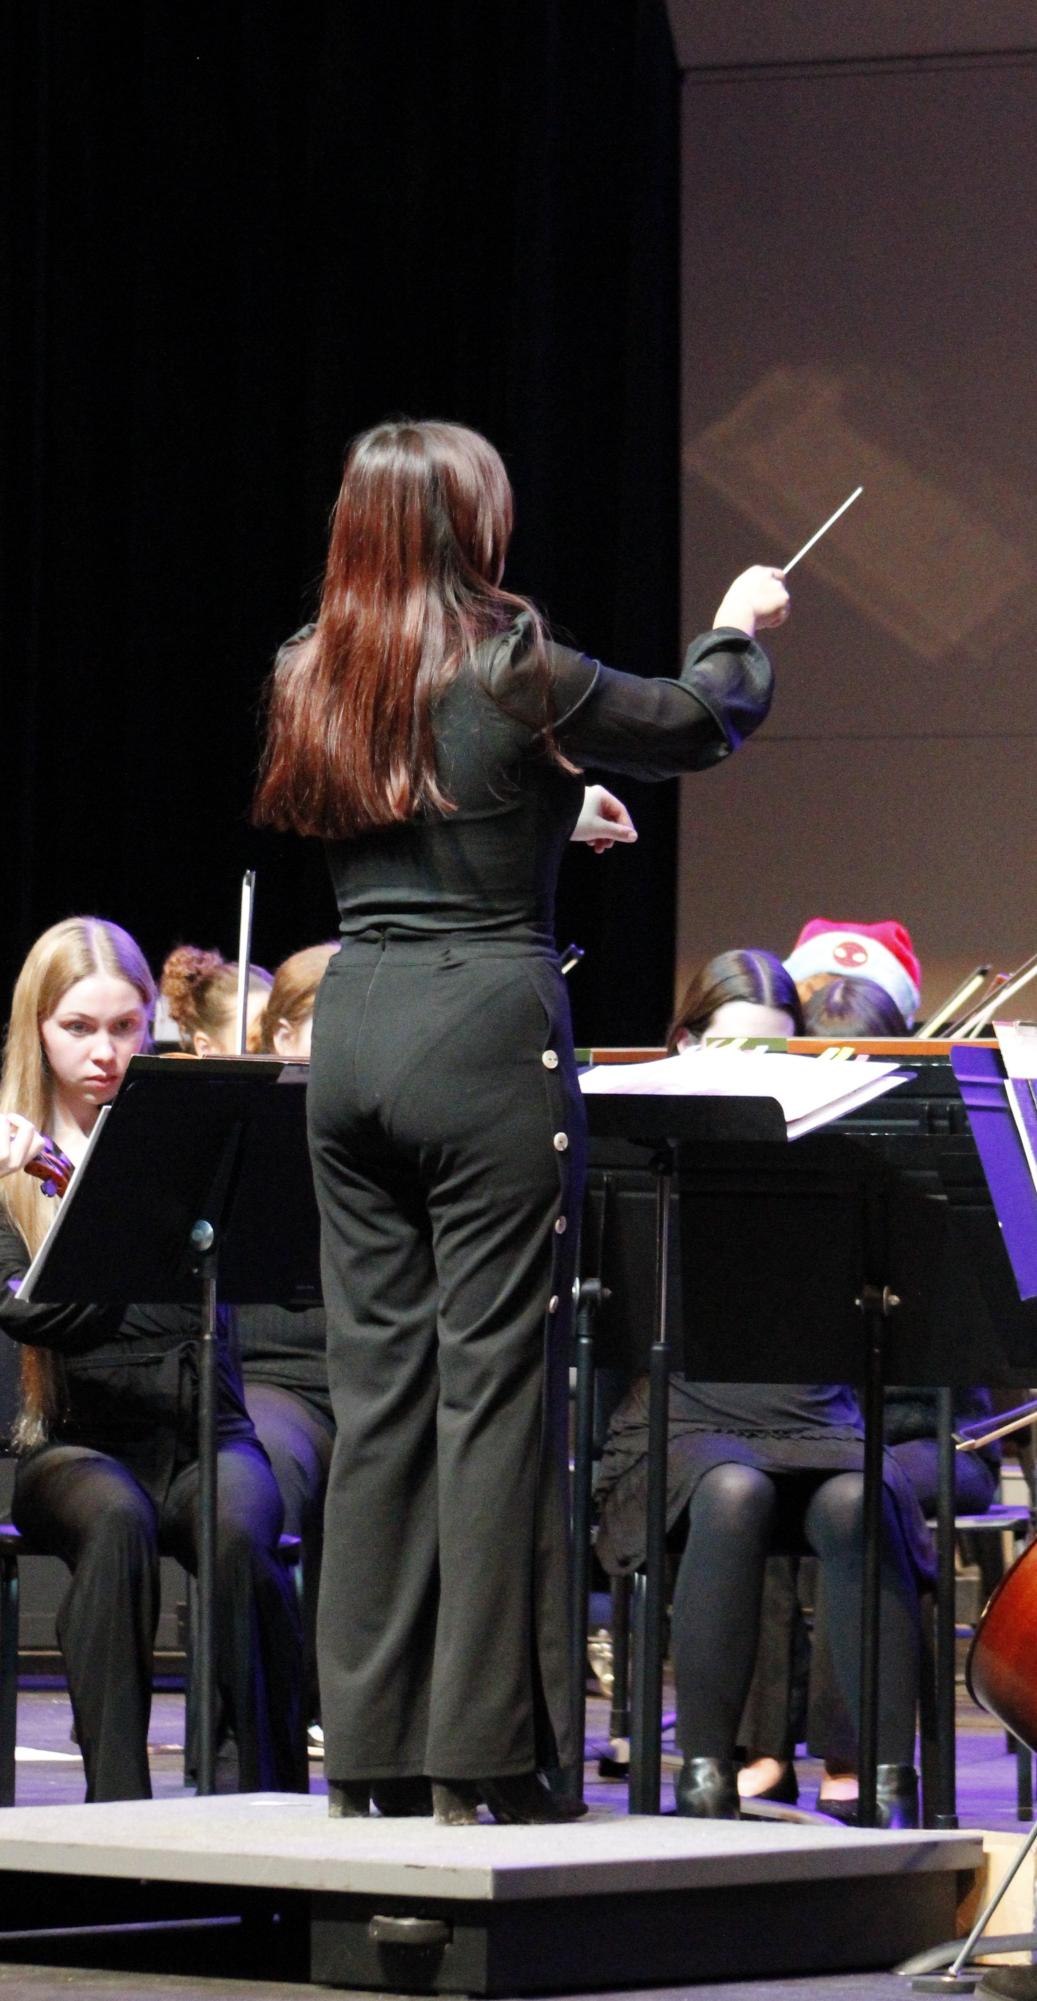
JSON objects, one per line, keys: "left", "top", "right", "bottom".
{"left": 802, "top": 973, "right": 908, "bottom": 1040}
{"left": 593, "top": 948, "right": 934, "bottom": 1825}
{"left": 784, "top": 918, "right": 921, "bottom": 1025}
{"left": 805, "top": 978, "right": 1000, "bottom": 1509}
{"left": 737, "top": 974, "right": 998, "bottom": 1817}
{"left": 159, "top": 944, "right": 273, "bottom": 1053}
{"left": 257, "top": 942, "right": 337, "bottom": 1060}
{"left": 0, "top": 916, "right": 307, "bottom": 1802}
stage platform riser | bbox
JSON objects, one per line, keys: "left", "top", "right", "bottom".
{"left": 312, "top": 1873, "right": 971, "bottom": 1993}
{"left": 0, "top": 1867, "right": 971, "bottom": 1994}
{"left": 0, "top": 1879, "right": 309, "bottom": 1981}
{"left": 0, "top": 1796, "right": 984, "bottom": 1995}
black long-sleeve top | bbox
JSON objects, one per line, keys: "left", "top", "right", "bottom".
{"left": 273, "top": 617, "right": 773, "bottom": 948}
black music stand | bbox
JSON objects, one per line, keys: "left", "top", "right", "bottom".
{"left": 579, "top": 1091, "right": 975, "bottom": 1828}
{"left": 18, "top": 1053, "right": 319, "bottom": 1793}
{"left": 579, "top": 1093, "right": 786, "bottom": 1814}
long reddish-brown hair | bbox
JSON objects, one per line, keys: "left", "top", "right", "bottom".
{"left": 253, "top": 419, "right": 557, "bottom": 839}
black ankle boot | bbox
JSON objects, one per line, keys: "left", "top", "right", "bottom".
{"left": 327, "top": 1780, "right": 370, "bottom": 1817}
{"left": 875, "top": 1763, "right": 918, "bottom": 1830}
{"left": 432, "top": 1779, "right": 480, "bottom": 1825}
{"left": 371, "top": 1777, "right": 433, "bottom": 1817}
{"left": 432, "top": 1773, "right": 588, "bottom": 1826}
{"left": 478, "top": 1773, "right": 587, "bottom": 1825}
{"left": 675, "top": 1757, "right": 740, "bottom": 1819}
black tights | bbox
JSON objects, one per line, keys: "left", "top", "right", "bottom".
{"left": 671, "top": 1462, "right": 918, "bottom": 1764}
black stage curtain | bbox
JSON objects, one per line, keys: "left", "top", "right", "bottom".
{"left": 1, "top": 1, "right": 679, "bottom": 1046}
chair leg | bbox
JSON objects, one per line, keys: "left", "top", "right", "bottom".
{"left": 182, "top": 1571, "right": 226, "bottom": 1785}
{"left": 0, "top": 1550, "right": 20, "bottom": 1807}
{"left": 609, "top": 1574, "right": 631, "bottom": 1743}
{"left": 917, "top": 1588, "right": 938, "bottom": 1828}
{"left": 1015, "top": 1733, "right": 1034, "bottom": 1819}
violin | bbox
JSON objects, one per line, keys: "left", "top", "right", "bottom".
{"left": 24, "top": 1138, "right": 75, "bottom": 1200}
{"left": 967, "top": 1537, "right": 1037, "bottom": 1753}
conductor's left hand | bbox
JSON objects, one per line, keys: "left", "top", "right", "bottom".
{"left": 571, "top": 785, "right": 638, "bottom": 854}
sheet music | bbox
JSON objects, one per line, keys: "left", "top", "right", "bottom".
{"left": 579, "top": 1047, "right": 910, "bottom": 1141}
{"left": 994, "top": 1020, "right": 1037, "bottom": 1079}
{"left": 18, "top": 1104, "right": 111, "bottom": 1303}
{"left": 989, "top": 1023, "right": 1037, "bottom": 1197}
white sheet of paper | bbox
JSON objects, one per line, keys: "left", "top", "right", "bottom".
{"left": 579, "top": 1046, "right": 909, "bottom": 1141}
{"left": 994, "top": 1019, "right": 1037, "bottom": 1080}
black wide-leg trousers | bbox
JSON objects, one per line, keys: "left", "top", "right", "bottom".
{"left": 13, "top": 1437, "right": 307, "bottom": 1801}
{"left": 308, "top": 938, "right": 584, "bottom": 1784}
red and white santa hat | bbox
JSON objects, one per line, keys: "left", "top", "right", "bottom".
{"left": 783, "top": 919, "right": 921, "bottom": 1025}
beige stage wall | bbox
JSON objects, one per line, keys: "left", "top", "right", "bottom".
{"left": 672, "top": 5, "right": 1037, "bottom": 1020}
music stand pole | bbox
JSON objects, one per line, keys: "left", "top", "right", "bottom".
{"left": 190, "top": 1222, "right": 219, "bottom": 1795}
{"left": 933, "top": 1386, "right": 959, "bottom": 1826}
{"left": 856, "top": 1279, "right": 891, "bottom": 1827}
{"left": 629, "top": 1141, "right": 674, "bottom": 1815}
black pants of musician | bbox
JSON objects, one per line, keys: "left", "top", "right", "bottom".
{"left": 673, "top": 1463, "right": 919, "bottom": 1765}
{"left": 13, "top": 1437, "right": 307, "bottom": 1801}
{"left": 244, "top": 1382, "right": 334, "bottom": 1727}
{"left": 308, "top": 939, "right": 582, "bottom": 1784}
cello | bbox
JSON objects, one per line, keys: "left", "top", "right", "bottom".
{"left": 962, "top": 1395, "right": 1037, "bottom": 1751}
{"left": 968, "top": 1537, "right": 1037, "bottom": 1753}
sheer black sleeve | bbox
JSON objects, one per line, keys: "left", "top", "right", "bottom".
{"left": 547, "top": 629, "right": 774, "bottom": 781}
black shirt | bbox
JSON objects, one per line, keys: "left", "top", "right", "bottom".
{"left": 291, "top": 619, "right": 774, "bottom": 948}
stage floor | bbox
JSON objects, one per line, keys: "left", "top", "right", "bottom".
{"left": 7, "top": 1679, "right": 1034, "bottom": 1829}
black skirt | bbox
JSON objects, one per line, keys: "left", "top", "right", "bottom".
{"left": 594, "top": 1375, "right": 936, "bottom": 1586}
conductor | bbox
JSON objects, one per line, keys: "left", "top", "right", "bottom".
{"left": 253, "top": 417, "right": 788, "bottom": 1823}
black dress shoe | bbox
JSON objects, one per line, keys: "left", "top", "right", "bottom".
{"left": 817, "top": 1764, "right": 919, "bottom": 1831}
{"left": 432, "top": 1773, "right": 588, "bottom": 1826}
{"left": 674, "top": 1757, "right": 740, "bottom": 1819}
{"left": 816, "top": 1791, "right": 857, "bottom": 1825}
{"left": 739, "top": 1762, "right": 799, "bottom": 1806}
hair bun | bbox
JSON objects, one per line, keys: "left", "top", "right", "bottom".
{"left": 160, "top": 945, "right": 226, "bottom": 1021}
